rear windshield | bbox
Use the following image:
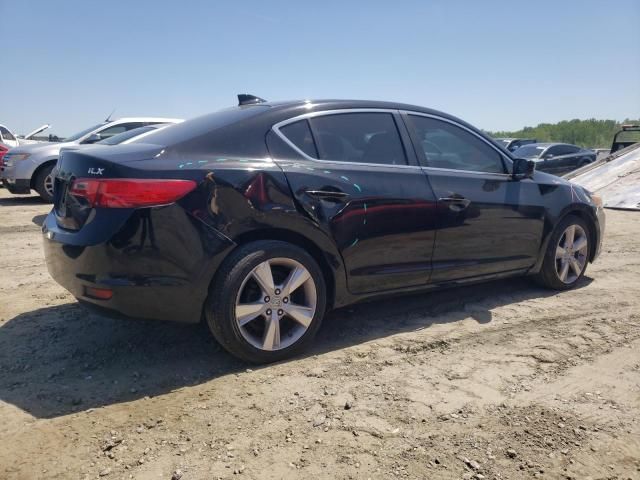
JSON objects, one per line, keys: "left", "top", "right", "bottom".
{"left": 97, "top": 125, "right": 157, "bottom": 145}
{"left": 131, "top": 106, "right": 269, "bottom": 146}
{"left": 65, "top": 123, "right": 107, "bottom": 142}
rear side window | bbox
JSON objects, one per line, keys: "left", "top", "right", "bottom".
{"left": 308, "top": 113, "right": 407, "bottom": 166}
{"left": 408, "top": 115, "right": 505, "bottom": 173}
{"left": 280, "top": 120, "right": 318, "bottom": 158}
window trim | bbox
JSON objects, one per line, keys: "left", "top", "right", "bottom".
{"left": 272, "top": 108, "right": 419, "bottom": 170}
{"left": 401, "top": 111, "right": 512, "bottom": 176}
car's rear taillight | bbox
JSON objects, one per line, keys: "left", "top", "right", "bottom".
{"left": 69, "top": 178, "right": 197, "bottom": 208}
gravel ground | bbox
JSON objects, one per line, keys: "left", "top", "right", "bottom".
{"left": 0, "top": 188, "right": 639, "bottom": 480}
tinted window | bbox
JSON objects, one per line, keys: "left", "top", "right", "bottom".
{"left": 308, "top": 113, "right": 407, "bottom": 165}
{"left": 556, "top": 145, "right": 580, "bottom": 155}
{"left": 280, "top": 120, "right": 318, "bottom": 158}
{"left": 546, "top": 146, "right": 563, "bottom": 156}
{"left": 408, "top": 115, "right": 504, "bottom": 173}
{"left": 513, "top": 145, "right": 545, "bottom": 157}
{"left": 65, "top": 123, "right": 107, "bottom": 142}
{"left": 97, "top": 125, "right": 158, "bottom": 145}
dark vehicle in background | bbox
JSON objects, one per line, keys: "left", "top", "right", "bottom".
{"left": 611, "top": 124, "right": 640, "bottom": 153}
{"left": 42, "top": 96, "right": 605, "bottom": 363}
{"left": 494, "top": 137, "right": 537, "bottom": 152}
{"left": 512, "top": 142, "right": 596, "bottom": 176}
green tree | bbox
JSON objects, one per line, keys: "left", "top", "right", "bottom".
{"left": 489, "top": 119, "right": 639, "bottom": 148}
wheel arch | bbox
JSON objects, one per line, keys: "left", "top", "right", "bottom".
{"left": 227, "top": 228, "right": 338, "bottom": 310}
{"left": 30, "top": 158, "right": 57, "bottom": 189}
{"left": 530, "top": 204, "right": 599, "bottom": 274}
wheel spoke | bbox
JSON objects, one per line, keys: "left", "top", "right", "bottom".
{"left": 558, "top": 259, "right": 569, "bottom": 282}
{"left": 569, "top": 257, "right": 583, "bottom": 276}
{"left": 252, "top": 261, "right": 275, "bottom": 294}
{"left": 282, "top": 266, "right": 311, "bottom": 296}
{"left": 236, "top": 302, "right": 264, "bottom": 326}
{"left": 555, "top": 246, "right": 566, "bottom": 259}
{"left": 573, "top": 236, "right": 587, "bottom": 253}
{"left": 262, "top": 312, "right": 281, "bottom": 351}
{"left": 564, "top": 225, "right": 575, "bottom": 249}
{"left": 285, "top": 304, "right": 314, "bottom": 328}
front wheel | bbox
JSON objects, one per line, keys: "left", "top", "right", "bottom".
{"left": 206, "top": 240, "right": 326, "bottom": 363}
{"left": 533, "top": 215, "right": 591, "bottom": 290}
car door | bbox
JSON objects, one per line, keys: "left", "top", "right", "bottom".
{"left": 557, "top": 145, "right": 582, "bottom": 173}
{"left": 540, "top": 145, "right": 567, "bottom": 174}
{"left": 269, "top": 110, "right": 438, "bottom": 294}
{"left": 402, "top": 112, "right": 546, "bottom": 283}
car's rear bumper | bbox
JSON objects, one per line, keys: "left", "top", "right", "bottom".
{"left": 1, "top": 178, "right": 31, "bottom": 194}
{"left": 42, "top": 208, "right": 235, "bottom": 324}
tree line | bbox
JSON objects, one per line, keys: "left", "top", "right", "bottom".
{"left": 489, "top": 118, "right": 639, "bottom": 148}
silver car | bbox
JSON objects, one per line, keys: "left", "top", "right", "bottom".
{"left": 1, "top": 117, "right": 181, "bottom": 201}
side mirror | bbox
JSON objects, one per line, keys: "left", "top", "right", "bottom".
{"left": 83, "top": 133, "right": 101, "bottom": 144}
{"left": 512, "top": 158, "right": 535, "bottom": 180}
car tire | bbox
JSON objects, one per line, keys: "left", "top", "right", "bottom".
{"left": 34, "top": 163, "right": 55, "bottom": 203}
{"left": 205, "top": 240, "right": 327, "bottom": 363}
{"left": 533, "top": 214, "right": 591, "bottom": 290}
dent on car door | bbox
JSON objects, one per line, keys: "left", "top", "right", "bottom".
{"left": 402, "top": 113, "right": 546, "bottom": 283}
{"left": 268, "top": 111, "right": 438, "bottom": 294}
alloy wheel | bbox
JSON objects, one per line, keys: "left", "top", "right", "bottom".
{"left": 555, "top": 224, "right": 588, "bottom": 284}
{"left": 235, "top": 258, "right": 317, "bottom": 351}
{"left": 44, "top": 173, "right": 54, "bottom": 198}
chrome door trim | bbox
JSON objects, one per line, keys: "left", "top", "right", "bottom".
{"left": 400, "top": 110, "right": 514, "bottom": 177}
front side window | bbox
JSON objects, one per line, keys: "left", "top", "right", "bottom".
{"left": 408, "top": 115, "right": 505, "bottom": 173}
{"left": 307, "top": 113, "right": 407, "bottom": 166}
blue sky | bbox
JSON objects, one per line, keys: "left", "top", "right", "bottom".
{"left": 2, "top": 0, "right": 639, "bottom": 136}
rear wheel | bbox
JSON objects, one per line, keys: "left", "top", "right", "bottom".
{"left": 34, "top": 163, "right": 55, "bottom": 202}
{"left": 206, "top": 240, "right": 326, "bottom": 363}
{"left": 534, "top": 215, "right": 591, "bottom": 290}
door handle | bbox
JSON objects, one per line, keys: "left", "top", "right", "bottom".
{"left": 439, "top": 196, "right": 471, "bottom": 211}
{"left": 305, "top": 189, "right": 350, "bottom": 200}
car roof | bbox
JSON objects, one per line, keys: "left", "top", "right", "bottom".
{"left": 110, "top": 117, "right": 183, "bottom": 123}
{"left": 239, "top": 98, "right": 485, "bottom": 134}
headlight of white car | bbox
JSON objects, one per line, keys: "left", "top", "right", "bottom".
{"left": 3, "top": 153, "right": 30, "bottom": 166}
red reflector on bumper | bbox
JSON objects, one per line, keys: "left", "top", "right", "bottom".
{"left": 84, "top": 287, "right": 113, "bottom": 300}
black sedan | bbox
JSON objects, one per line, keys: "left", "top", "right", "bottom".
{"left": 43, "top": 96, "right": 605, "bottom": 363}
{"left": 512, "top": 142, "right": 596, "bottom": 176}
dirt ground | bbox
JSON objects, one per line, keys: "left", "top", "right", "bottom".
{"left": 0, "top": 187, "right": 638, "bottom": 480}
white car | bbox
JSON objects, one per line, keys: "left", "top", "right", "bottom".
{"left": 1, "top": 117, "right": 182, "bottom": 201}
{"left": 0, "top": 124, "right": 51, "bottom": 148}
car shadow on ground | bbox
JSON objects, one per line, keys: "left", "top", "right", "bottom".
{"left": 0, "top": 276, "right": 592, "bottom": 419}
{"left": 0, "top": 195, "right": 45, "bottom": 206}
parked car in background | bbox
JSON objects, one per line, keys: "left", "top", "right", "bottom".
{"left": 494, "top": 137, "right": 537, "bottom": 152}
{"left": 1, "top": 117, "right": 182, "bottom": 202}
{"left": 0, "top": 123, "right": 51, "bottom": 147}
{"left": 0, "top": 144, "right": 8, "bottom": 165}
{"left": 42, "top": 96, "right": 604, "bottom": 364}
{"left": 59, "top": 123, "right": 176, "bottom": 154}
{"left": 511, "top": 142, "right": 596, "bottom": 175}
